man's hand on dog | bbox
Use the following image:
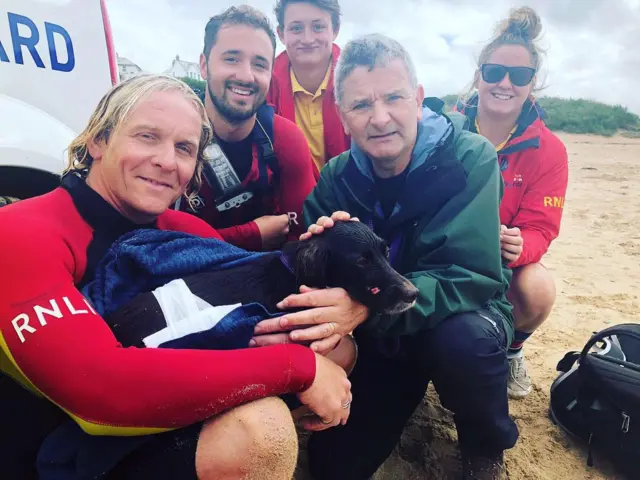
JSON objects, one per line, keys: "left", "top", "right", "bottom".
{"left": 299, "top": 210, "right": 359, "bottom": 241}
{"left": 251, "top": 285, "right": 368, "bottom": 354}
{"left": 251, "top": 210, "right": 368, "bottom": 355}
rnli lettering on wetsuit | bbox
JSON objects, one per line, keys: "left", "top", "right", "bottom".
{"left": 11, "top": 297, "right": 97, "bottom": 343}
{"left": 0, "top": 12, "right": 75, "bottom": 72}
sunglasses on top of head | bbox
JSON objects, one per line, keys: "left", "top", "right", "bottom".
{"left": 480, "top": 63, "right": 536, "bottom": 87}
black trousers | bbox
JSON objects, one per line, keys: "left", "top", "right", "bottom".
{"left": 307, "top": 309, "right": 520, "bottom": 480}
{"left": 1, "top": 374, "right": 202, "bottom": 480}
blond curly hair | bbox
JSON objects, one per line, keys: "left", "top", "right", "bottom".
{"left": 65, "top": 74, "right": 213, "bottom": 209}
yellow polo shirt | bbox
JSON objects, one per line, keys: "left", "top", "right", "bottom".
{"left": 475, "top": 118, "right": 516, "bottom": 152}
{"left": 291, "top": 66, "right": 331, "bottom": 170}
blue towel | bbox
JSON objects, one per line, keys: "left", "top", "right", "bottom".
{"left": 39, "top": 230, "right": 294, "bottom": 480}
{"left": 81, "top": 228, "right": 272, "bottom": 317}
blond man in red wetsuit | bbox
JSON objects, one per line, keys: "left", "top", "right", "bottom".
{"left": 0, "top": 74, "right": 365, "bottom": 480}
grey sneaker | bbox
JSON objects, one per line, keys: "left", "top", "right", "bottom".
{"left": 507, "top": 352, "right": 532, "bottom": 398}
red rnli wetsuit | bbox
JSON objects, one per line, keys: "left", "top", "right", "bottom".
{"left": 0, "top": 174, "right": 315, "bottom": 470}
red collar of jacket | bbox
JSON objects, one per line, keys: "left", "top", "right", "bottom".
{"left": 268, "top": 43, "right": 349, "bottom": 164}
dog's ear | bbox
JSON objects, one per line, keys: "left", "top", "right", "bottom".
{"left": 295, "top": 240, "right": 330, "bottom": 288}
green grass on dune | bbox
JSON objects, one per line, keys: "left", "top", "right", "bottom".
{"left": 441, "top": 94, "right": 640, "bottom": 137}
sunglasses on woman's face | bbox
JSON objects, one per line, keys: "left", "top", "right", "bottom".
{"left": 480, "top": 63, "right": 536, "bottom": 87}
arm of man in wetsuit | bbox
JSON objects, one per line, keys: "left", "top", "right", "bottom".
{"left": 217, "top": 221, "right": 264, "bottom": 251}
{"left": 0, "top": 221, "right": 315, "bottom": 436}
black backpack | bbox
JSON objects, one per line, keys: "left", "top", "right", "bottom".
{"left": 549, "top": 323, "right": 640, "bottom": 478}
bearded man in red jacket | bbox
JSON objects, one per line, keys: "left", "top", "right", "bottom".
{"left": 178, "top": 5, "right": 318, "bottom": 252}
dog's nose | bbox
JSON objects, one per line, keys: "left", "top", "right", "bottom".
{"left": 402, "top": 281, "right": 419, "bottom": 303}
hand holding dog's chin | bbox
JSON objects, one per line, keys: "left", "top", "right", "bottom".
{"left": 250, "top": 286, "right": 369, "bottom": 354}
{"left": 281, "top": 286, "right": 368, "bottom": 353}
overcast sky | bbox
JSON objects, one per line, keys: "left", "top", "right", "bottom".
{"left": 107, "top": 0, "right": 640, "bottom": 114}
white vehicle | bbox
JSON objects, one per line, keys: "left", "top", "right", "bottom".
{"left": 0, "top": 0, "right": 116, "bottom": 202}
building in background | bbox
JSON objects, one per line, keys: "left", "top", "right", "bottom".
{"left": 117, "top": 55, "right": 144, "bottom": 82}
{"left": 164, "top": 55, "right": 202, "bottom": 80}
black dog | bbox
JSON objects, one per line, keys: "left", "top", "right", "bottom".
{"left": 105, "top": 221, "right": 418, "bottom": 348}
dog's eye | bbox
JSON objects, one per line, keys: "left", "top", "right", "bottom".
{"left": 357, "top": 252, "right": 373, "bottom": 267}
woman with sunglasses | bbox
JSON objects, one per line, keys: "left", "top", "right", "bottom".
{"left": 456, "top": 6, "right": 569, "bottom": 399}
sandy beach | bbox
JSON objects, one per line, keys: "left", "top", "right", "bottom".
{"left": 295, "top": 132, "right": 640, "bottom": 480}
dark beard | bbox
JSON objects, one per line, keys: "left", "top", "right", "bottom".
{"left": 208, "top": 81, "right": 264, "bottom": 125}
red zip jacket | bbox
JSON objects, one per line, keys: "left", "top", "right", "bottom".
{"left": 181, "top": 111, "right": 317, "bottom": 252}
{"left": 267, "top": 43, "right": 350, "bottom": 176}
{"left": 0, "top": 177, "right": 315, "bottom": 438}
{"left": 456, "top": 96, "right": 569, "bottom": 268}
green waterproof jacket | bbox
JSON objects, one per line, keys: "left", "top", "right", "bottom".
{"left": 303, "top": 99, "right": 514, "bottom": 344}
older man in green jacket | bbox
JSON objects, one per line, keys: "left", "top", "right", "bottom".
{"left": 300, "top": 34, "right": 519, "bottom": 480}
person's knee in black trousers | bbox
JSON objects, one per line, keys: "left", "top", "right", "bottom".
{"left": 419, "top": 309, "right": 519, "bottom": 476}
